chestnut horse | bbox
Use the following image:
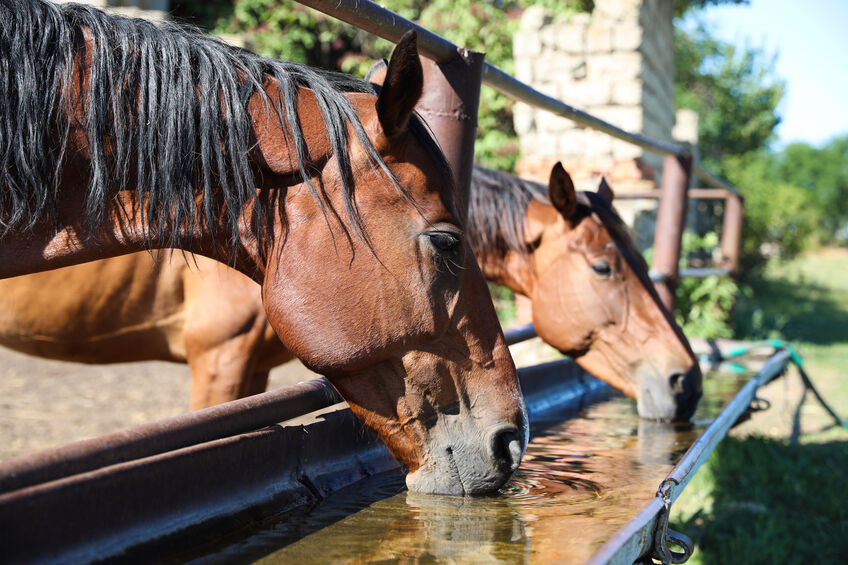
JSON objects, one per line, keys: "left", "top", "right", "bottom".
{"left": 0, "top": 0, "right": 528, "bottom": 495}
{"left": 468, "top": 165, "right": 702, "bottom": 421}
{"left": 0, "top": 162, "right": 700, "bottom": 420}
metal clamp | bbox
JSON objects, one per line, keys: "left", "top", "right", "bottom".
{"left": 651, "top": 481, "right": 694, "bottom": 565}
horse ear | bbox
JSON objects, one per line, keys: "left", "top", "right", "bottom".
{"left": 548, "top": 162, "right": 577, "bottom": 221}
{"left": 597, "top": 176, "right": 615, "bottom": 204}
{"left": 365, "top": 58, "right": 388, "bottom": 86}
{"left": 376, "top": 31, "right": 423, "bottom": 137}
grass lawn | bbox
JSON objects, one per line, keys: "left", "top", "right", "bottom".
{"left": 670, "top": 248, "right": 848, "bottom": 564}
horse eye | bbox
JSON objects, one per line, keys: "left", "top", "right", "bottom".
{"left": 591, "top": 261, "right": 613, "bottom": 277}
{"left": 428, "top": 232, "right": 461, "bottom": 254}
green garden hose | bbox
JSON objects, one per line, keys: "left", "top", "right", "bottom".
{"left": 710, "top": 339, "right": 848, "bottom": 431}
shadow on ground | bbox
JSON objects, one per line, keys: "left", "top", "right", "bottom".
{"left": 734, "top": 275, "right": 848, "bottom": 345}
{"left": 672, "top": 435, "right": 848, "bottom": 565}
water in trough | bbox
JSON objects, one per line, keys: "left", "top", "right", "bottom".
{"left": 176, "top": 371, "right": 749, "bottom": 563}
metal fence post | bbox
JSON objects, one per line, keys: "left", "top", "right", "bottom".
{"left": 652, "top": 154, "right": 693, "bottom": 311}
{"left": 364, "top": 52, "right": 483, "bottom": 218}
{"left": 416, "top": 53, "right": 484, "bottom": 216}
{"left": 720, "top": 193, "right": 744, "bottom": 275}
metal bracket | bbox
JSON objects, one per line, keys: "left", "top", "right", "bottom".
{"left": 651, "top": 481, "right": 694, "bottom": 564}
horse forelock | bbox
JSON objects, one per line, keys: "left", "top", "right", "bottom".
{"left": 0, "top": 0, "right": 410, "bottom": 254}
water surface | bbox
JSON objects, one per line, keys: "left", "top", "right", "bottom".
{"left": 189, "top": 372, "right": 748, "bottom": 564}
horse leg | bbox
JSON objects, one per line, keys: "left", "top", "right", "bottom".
{"left": 243, "top": 370, "right": 270, "bottom": 397}
{"left": 187, "top": 339, "right": 259, "bottom": 410}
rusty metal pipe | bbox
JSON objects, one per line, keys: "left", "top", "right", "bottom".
{"left": 651, "top": 154, "right": 693, "bottom": 311}
{"left": 416, "top": 54, "right": 484, "bottom": 214}
{"left": 614, "top": 188, "right": 734, "bottom": 200}
{"left": 720, "top": 193, "right": 745, "bottom": 274}
{"left": 299, "top": 0, "right": 743, "bottom": 200}
{"left": 297, "top": 0, "right": 457, "bottom": 63}
{"left": 0, "top": 377, "right": 342, "bottom": 494}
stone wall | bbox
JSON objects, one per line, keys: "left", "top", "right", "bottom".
{"left": 513, "top": 0, "right": 680, "bottom": 193}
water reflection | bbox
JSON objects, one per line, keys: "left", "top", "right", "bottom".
{"left": 191, "top": 372, "right": 748, "bottom": 564}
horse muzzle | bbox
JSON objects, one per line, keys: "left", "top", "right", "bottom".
{"left": 405, "top": 419, "right": 527, "bottom": 496}
{"left": 637, "top": 363, "right": 702, "bottom": 422}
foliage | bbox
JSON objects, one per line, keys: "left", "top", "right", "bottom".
{"left": 674, "top": 21, "right": 784, "bottom": 177}
{"left": 645, "top": 231, "right": 738, "bottom": 338}
{"left": 489, "top": 283, "right": 517, "bottom": 327}
{"left": 676, "top": 232, "right": 738, "bottom": 338}
{"left": 718, "top": 133, "right": 848, "bottom": 276}
{"left": 768, "top": 136, "right": 848, "bottom": 243}
{"left": 171, "top": 0, "right": 587, "bottom": 171}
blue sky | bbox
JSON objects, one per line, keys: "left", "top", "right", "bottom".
{"left": 692, "top": 0, "right": 848, "bottom": 148}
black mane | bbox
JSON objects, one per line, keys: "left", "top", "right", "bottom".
{"left": 468, "top": 166, "right": 644, "bottom": 266}
{"left": 0, "top": 0, "right": 441, "bottom": 251}
{"left": 467, "top": 166, "right": 549, "bottom": 259}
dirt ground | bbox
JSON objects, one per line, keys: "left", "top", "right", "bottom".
{"left": 0, "top": 336, "right": 560, "bottom": 463}
{"left": 0, "top": 347, "right": 320, "bottom": 461}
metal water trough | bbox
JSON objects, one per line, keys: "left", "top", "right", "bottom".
{"left": 0, "top": 333, "right": 608, "bottom": 564}
{"left": 588, "top": 349, "right": 793, "bottom": 564}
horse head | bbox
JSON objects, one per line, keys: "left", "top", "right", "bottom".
{"left": 471, "top": 164, "right": 701, "bottom": 421}
{"left": 255, "top": 33, "right": 528, "bottom": 493}
{"left": 0, "top": 0, "right": 526, "bottom": 495}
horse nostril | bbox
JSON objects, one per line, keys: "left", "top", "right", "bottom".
{"left": 488, "top": 425, "right": 523, "bottom": 473}
{"left": 669, "top": 372, "right": 686, "bottom": 395}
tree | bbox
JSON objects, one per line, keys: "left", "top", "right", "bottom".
{"left": 773, "top": 136, "right": 848, "bottom": 241}
{"left": 674, "top": 23, "right": 784, "bottom": 176}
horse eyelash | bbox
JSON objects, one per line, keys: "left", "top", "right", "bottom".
{"left": 433, "top": 253, "right": 465, "bottom": 276}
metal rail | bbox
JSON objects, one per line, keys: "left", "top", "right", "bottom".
{"left": 298, "top": 0, "right": 741, "bottom": 198}
{"left": 587, "top": 349, "right": 793, "bottom": 564}
{"left": 0, "top": 377, "right": 343, "bottom": 494}
{"left": 0, "top": 358, "right": 609, "bottom": 564}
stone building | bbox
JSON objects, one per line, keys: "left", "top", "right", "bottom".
{"left": 512, "top": 0, "right": 696, "bottom": 202}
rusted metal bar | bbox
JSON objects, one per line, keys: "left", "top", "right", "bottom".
{"left": 720, "top": 193, "right": 745, "bottom": 274}
{"left": 650, "top": 268, "right": 731, "bottom": 283}
{"left": 364, "top": 52, "right": 484, "bottom": 221}
{"left": 692, "top": 162, "right": 742, "bottom": 197}
{"left": 615, "top": 188, "right": 734, "bottom": 200}
{"left": 417, "top": 54, "right": 485, "bottom": 213}
{"left": 588, "top": 349, "right": 793, "bottom": 564}
{"left": 0, "top": 377, "right": 343, "bottom": 494}
{"left": 503, "top": 322, "right": 538, "bottom": 346}
{"left": 297, "top": 0, "right": 456, "bottom": 64}
{"left": 482, "top": 64, "right": 687, "bottom": 158}
{"left": 651, "top": 154, "right": 693, "bottom": 311}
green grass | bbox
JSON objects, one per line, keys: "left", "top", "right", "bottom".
{"left": 670, "top": 248, "right": 848, "bottom": 563}
{"left": 671, "top": 437, "right": 848, "bottom": 565}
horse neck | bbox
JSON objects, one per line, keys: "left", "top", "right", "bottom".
{"left": 0, "top": 186, "right": 261, "bottom": 280}
{"left": 0, "top": 78, "right": 338, "bottom": 281}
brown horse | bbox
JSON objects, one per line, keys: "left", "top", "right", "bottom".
{"left": 0, "top": 162, "right": 700, "bottom": 421}
{"left": 0, "top": 0, "right": 528, "bottom": 495}
{"left": 468, "top": 165, "right": 702, "bottom": 421}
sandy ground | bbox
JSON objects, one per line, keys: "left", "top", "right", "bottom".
{"left": 0, "top": 336, "right": 560, "bottom": 463}
{"left": 0, "top": 347, "right": 320, "bottom": 461}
